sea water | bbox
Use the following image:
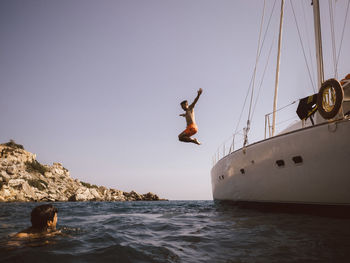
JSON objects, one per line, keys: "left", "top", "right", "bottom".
{"left": 1, "top": 201, "right": 350, "bottom": 263}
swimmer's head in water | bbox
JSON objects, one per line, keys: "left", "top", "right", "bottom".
{"left": 181, "top": 100, "right": 188, "bottom": 110}
{"left": 31, "top": 204, "right": 58, "bottom": 230}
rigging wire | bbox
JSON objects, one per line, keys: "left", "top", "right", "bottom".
{"left": 232, "top": 0, "right": 266, "bottom": 148}
{"left": 251, "top": 0, "right": 279, "bottom": 120}
{"left": 233, "top": 74, "right": 253, "bottom": 137}
{"left": 336, "top": 0, "right": 350, "bottom": 74}
{"left": 257, "top": 0, "right": 279, "bottom": 68}
{"left": 329, "top": 0, "right": 338, "bottom": 79}
{"left": 265, "top": 100, "right": 297, "bottom": 116}
{"left": 233, "top": 0, "right": 278, "bottom": 138}
{"left": 246, "top": 0, "right": 266, "bottom": 140}
{"left": 219, "top": 0, "right": 349, "bottom": 158}
{"left": 251, "top": 32, "right": 276, "bottom": 120}
{"left": 290, "top": 0, "right": 316, "bottom": 93}
{"left": 301, "top": 0, "right": 316, "bottom": 91}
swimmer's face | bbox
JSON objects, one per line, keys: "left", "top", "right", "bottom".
{"left": 181, "top": 101, "right": 188, "bottom": 110}
{"left": 47, "top": 213, "right": 58, "bottom": 229}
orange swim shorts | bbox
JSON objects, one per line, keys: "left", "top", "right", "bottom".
{"left": 183, "top": 123, "right": 198, "bottom": 137}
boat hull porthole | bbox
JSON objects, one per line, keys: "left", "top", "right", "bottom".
{"left": 292, "top": 156, "right": 303, "bottom": 164}
{"left": 317, "top": 79, "right": 343, "bottom": 119}
{"left": 275, "top": 160, "right": 285, "bottom": 168}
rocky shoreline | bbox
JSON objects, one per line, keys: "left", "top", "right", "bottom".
{"left": 0, "top": 141, "right": 166, "bottom": 202}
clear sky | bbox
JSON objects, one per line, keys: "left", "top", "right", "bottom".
{"left": 1, "top": 0, "right": 349, "bottom": 200}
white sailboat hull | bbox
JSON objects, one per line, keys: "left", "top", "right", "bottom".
{"left": 211, "top": 118, "right": 350, "bottom": 205}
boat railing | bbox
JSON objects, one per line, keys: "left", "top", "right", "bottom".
{"left": 264, "top": 100, "right": 299, "bottom": 139}
{"left": 213, "top": 101, "right": 300, "bottom": 166}
{"left": 212, "top": 132, "right": 244, "bottom": 166}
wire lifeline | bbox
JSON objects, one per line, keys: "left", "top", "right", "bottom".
{"left": 265, "top": 100, "right": 297, "bottom": 136}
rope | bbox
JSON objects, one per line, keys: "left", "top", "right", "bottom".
{"left": 336, "top": 0, "right": 350, "bottom": 73}
{"left": 290, "top": 0, "right": 316, "bottom": 93}
{"left": 245, "top": 0, "right": 266, "bottom": 147}
{"left": 329, "top": 0, "right": 338, "bottom": 79}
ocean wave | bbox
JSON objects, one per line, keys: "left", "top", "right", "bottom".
{"left": 1, "top": 201, "right": 350, "bottom": 263}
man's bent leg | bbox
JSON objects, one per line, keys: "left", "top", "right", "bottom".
{"left": 178, "top": 133, "right": 200, "bottom": 144}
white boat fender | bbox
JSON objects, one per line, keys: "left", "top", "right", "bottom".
{"left": 316, "top": 78, "right": 344, "bottom": 120}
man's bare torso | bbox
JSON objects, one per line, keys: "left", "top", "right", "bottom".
{"left": 185, "top": 108, "right": 196, "bottom": 126}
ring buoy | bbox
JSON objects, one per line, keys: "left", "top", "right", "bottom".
{"left": 316, "top": 78, "right": 343, "bottom": 119}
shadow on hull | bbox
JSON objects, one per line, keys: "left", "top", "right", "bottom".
{"left": 214, "top": 200, "right": 350, "bottom": 218}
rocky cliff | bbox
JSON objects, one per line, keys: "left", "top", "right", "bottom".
{"left": 0, "top": 141, "right": 164, "bottom": 202}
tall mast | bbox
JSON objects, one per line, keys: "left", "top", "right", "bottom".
{"left": 312, "top": 0, "right": 324, "bottom": 89}
{"left": 272, "top": 0, "right": 285, "bottom": 136}
{"left": 312, "top": 0, "right": 325, "bottom": 124}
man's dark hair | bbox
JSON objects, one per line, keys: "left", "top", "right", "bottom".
{"left": 31, "top": 204, "right": 58, "bottom": 230}
{"left": 180, "top": 100, "right": 188, "bottom": 106}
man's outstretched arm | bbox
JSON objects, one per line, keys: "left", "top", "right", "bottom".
{"left": 189, "top": 88, "right": 203, "bottom": 109}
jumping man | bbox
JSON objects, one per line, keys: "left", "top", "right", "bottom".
{"left": 178, "top": 88, "right": 203, "bottom": 145}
